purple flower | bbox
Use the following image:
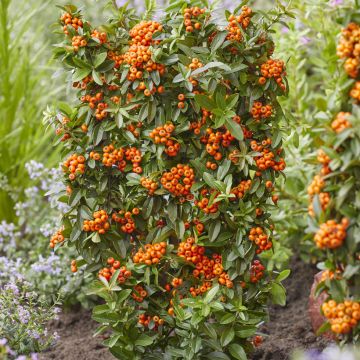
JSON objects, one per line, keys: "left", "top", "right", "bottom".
{"left": 330, "top": 0, "right": 343, "bottom": 6}
{"left": 4, "top": 282, "right": 20, "bottom": 295}
{"left": 31, "top": 354, "right": 39, "bottom": 360}
{"left": 27, "top": 329, "right": 40, "bottom": 340}
{"left": 0, "top": 338, "right": 7, "bottom": 346}
{"left": 18, "top": 306, "right": 30, "bottom": 324}
{"left": 282, "top": 26, "right": 290, "bottom": 34}
{"left": 300, "top": 36, "right": 311, "bottom": 45}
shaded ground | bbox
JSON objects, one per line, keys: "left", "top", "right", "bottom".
{"left": 39, "top": 307, "right": 114, "bottom": 360}
{"left": 252, "top": 258, "right": 331, "bottom": 360}
{"left": 40, "top": 258, "right": 331, "bottom": 360}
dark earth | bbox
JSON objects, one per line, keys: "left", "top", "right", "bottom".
{"left": 40, "top": 257, "right": 331, "bottom": 360}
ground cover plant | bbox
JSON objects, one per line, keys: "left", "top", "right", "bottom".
{"left": 48, "top": 0, "right": 293, "bottom": 358}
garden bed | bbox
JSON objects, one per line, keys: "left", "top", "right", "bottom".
{"left": 40, "top": 257, "right": 331, "bottom": 360}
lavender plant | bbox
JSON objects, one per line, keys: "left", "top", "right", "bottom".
{"left": 0, "top": 278, "right": 59, "bottom": 355}
{"left": 0, "top": 160, "right": 92, "bottom": 306}
{"left": 0, "top": 338, "right": 38, "bottom": 360}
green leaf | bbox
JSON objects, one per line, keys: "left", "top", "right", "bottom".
{"left": 92, "top": 70, "right": 103, "bottom": 85}
{"left": 192, "top": 61, "right": 231, "bottom": 76}
{"left": 211, "top": 31, "right": 228, "bottom": 53}
{"left": 194, "top": 94, "right": 216, "bottom": 110}
{"left": 220, "top": 313, "right": 236, "bottom": 324}
{"left": 73, "top": 68, "right": 92, "bottom": 82}
{"left": 107, "top": 333, "right": 121, "bottom": 348}
{"left": 217, "top": 160, "right": 231, "bottom": 181}
{"left": 276, "top": 269, "right": 291, "bottom": 282}
{"left": 135, "top": 334, "right": 154, "bottom": 346}
{"left": 94, "top": 52, "right": 108, "bottom": 68}
{"left": 204, "top": 284, "right": 219, "bottom": 303}
{"left": 270, "top": 283, "right": 286, "bottom": 306}
{"left": 206, "top": 352, "right": 231, "bottom": 360}
{"left": 225, "top": 118, "right": 244, "bottom": 141}
{"left": 228, "top": 343, "right": 247, "bottom": 360}
{"left": 316, "top": 321, "right": 331, "bottom": 336}
{"left": 220, "top": 327, "right": 235, "bottom": 346}
{"left": 92, "top": 232, "right": 101, "bottom": 243}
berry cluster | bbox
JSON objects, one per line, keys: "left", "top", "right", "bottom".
{"left": 138, "top": 314, "right": 164, "bottom": 329}
{"left": 70, "top": 260, "right": 77, "bottom": 273}
{"left": 60, "top": 12, "right": 83, "bottom": 35}
{"left": 98, "top": 257, "right": 132, "bottom": 283}
{"left": 140, "top": 177, "right": 158, "bottom": 195}
{"left": 314, "top": 218, "right": 349, "bottom": 249}
{"left": 160, "top": 164, "right": 195, "bottom": 197}
{"left": 317, "top": 149, "right": 331, "bottom": 175}
{"left": 250, "top": 101, "right": 273, "bottom": 121}
{"left": 308, "top": 192, "right": 330, "bottom": 217}
{"left": 171, "top": 277, "right": 184, "bottom": 288}
{"left": 91, "top": 29, "right": 107, "bottom": 44}
{"left": 83, "top": 210, "right": 110, "bottom": 234}
{"left": 230, "top": 180, "right": 252, "bottom": 200}
{"left": 307, "top": 175, "right": 325, "bottom": 196}
{"left": 132, "top": 284, "right": 148, "bottom": 302}
{"left": 95, "top": 145, "right": 143, "bottom": 173}
{"left": 55, "top": 116, "right": 71, "bottom": 142}
{"left": 184, "top": 218, "right": 205, "bottom": 234}
{"left": 71, "top": 35, "right": 87, "bottom": 51}
{"left": 81, "top": 92, "right": 108, "bottom": 120}
{"left": 124, "top": 21, "right": 165, "bottom": 86}
{"left": 259, "top": 59, "right": 286, "bottom": 91}
{"left": 200, "top": 127, "right": 236, "bottom": 161}
{"left": 226, "top": 7, "right": 252, "bottom": 42}
{"left": 101, "top": 144, "right": 125, "bottom": 168}
{"left": 50, "top": 228, "right": 65, "bottom": 249}
{"left": 350, "top": 81, "right": 360, "bottom": 102}
{"left": 133, "top": 242, "right": 167, "bottom": 265}
{"left": 205, "top": 161, "right": 218, "bottom": 170}
{"left": 183, "top": 7, "right": 205, "bottom": 33}
{"left": 177, "top": 237, "right": 205, "bottom": 264}
{"left": 189, "top": 58, "right": 203, "bottom": 70}
{"left": 248, "top": 227, "right": 272, "bottom": 254}
{"left": 332, "top": 112, "right": 352, "bottom": 133}
{"left": 322, "top": 300, "right": 360, "bottom": 334}
{"left": 251, "top": 139, "right": 285, "bottom": 172}
{"left": 337, "top": 23, "right": 360, "bottom": 78}
{"left": 250, "top": 260, "right": 265, "bottom": 283}
{"left": 320, "top": 269, "right": 342, "bottom": 283}
{"left": 149, "top": 123, "right": 180, "bottom": 157}
{"left": 189, "top": 108, "right": 211, "bottom": 134}
{"left": 74, "top": 75, "right": 92, "bottom": 90}
{"left": 112, "top": 208, "right": 139, "bottom": 234}
{"left": 63, "top": 154, "right": 85, "bottom": 181}
{"left": 177, "top": 238, "right": 233, "bottom": 288}
{"left": 195, "top": 188, "right": 220, "bottom": 214}
{"left": 190, "top": 281, "right": 213, "bottom": 297}
{"left": 126, "top": 121, "right": 142, "bottom": 138}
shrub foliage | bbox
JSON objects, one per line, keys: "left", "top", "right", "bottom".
{"left": 50, "top": 1, "right": 292, "bottom": 358}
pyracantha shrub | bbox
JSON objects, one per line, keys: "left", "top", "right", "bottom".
{"left": 49, "top": 1, "right": 291, "bottom": 358}
{"left": 306, "top": 13, "right": 360, "bottom": 342}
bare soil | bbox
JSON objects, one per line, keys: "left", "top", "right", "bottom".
{"left": 40, "top": 257, "right": 331, "bottom": 360}
{"left": 39, "top": 307, "right": 115, "bottom": 360}
{"left": 252, "top": 257, "right": 331, "bottom": 360}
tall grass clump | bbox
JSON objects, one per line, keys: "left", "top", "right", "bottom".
{"left": 0, "top": 0, "right": 64, "bottom": 222}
